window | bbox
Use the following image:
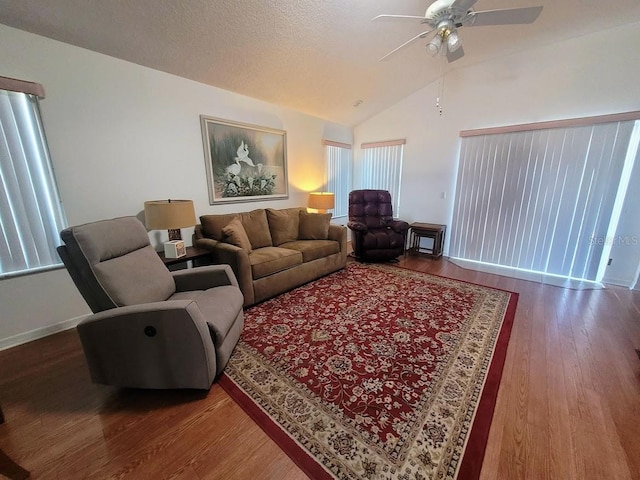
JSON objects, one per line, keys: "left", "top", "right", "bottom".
{"left": 450, "top": 113, "right": 640, "bottom": 283}
{"left": 0, "top": 78, "right": 67, "bottom": 278}
{"left": 323, "top": 140, "right": 352, "bottom": 218}
{"left": 358, "top": 139, "right": 405, "bottom": 215}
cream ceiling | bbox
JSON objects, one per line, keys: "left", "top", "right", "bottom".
{"left": 1, "top": 0, "right": 640, "bottom": 126}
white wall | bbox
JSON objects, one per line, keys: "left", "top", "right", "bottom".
{"left": 0, "top": 24, "right": 352, "bottom": 348}
{"left": 355, "top": 22, "right": 640, "bottom": 287}
{"left": 603, "top": 147, "right": 640, "bottom": 286}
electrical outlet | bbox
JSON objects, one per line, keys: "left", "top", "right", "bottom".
{"left": 608, "top": 258, "right": 613, "bottom": 266}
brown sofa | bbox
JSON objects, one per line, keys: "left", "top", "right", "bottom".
{"left": 195, "top": 207, "right": 347, "bottom": 307}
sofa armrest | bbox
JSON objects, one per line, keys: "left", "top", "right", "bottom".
{"left": 194, "top": 238, "right": 254, "bottom": 307}
{"left": 329, "top": 224, "right": 348, "bottom": 266}
{"left": 329, "top": 223, "right": 347, "bottom": 246}
{"left": 194, "top": 237, "right": 220, "bottom": 250}
{"left": 172, "top": 264, "right": 239, "bottom": 291}
{"left": 77, "top": 300, "right": 216, "bottom": 389}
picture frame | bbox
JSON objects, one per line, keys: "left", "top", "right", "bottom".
{"left": 200, "top": 115, "right": 288, "bottom": 204}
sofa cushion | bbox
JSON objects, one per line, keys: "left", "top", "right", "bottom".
{"left": 200, "top": 213, "right": 236, "bottom": 241}
{"left": 222, "top": 217, "right": 252, "bottom": 252}
{"left": 280, "top": 240, "right": 340, "bottom": 263}
{"left": 267, "top": 207, "right": 301, "bottom": 246}
{"left": 249, "top": 247, "right": 303, "bottom": 280}
{"left": 299, "top": 211, "right": 332, "bottom": 240}
{"left": 240, "top": 209, "right": 273, "bottom": 249}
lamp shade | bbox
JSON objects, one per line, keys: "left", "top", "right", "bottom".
{"left": 308, "top": 192, "right": 335, "bottom": 211}
{"left": 144, "top": 199, "right": 196, "bottom": 230}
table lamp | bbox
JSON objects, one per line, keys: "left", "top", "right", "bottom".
{"left": 144, "top": 199, "right": 197, "bottom": 258}
{"left": 307, "top": 192, "right": 335, "bottom": 214}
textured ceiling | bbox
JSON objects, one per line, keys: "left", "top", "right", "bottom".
{"left": 1, "top": 0, "right": 640, "bottom": 126}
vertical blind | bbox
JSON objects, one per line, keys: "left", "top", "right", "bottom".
{"left": 450, "top": 120, "right": 637, "bottom": 282}
{"left": 325, "top": 143, "right": 352, "bottom": 218}
{"left": 359, "top": 140, "right": 405, "bottom": 215}
{"left": 0, "top": 90, "right": 67, "bottom": 278}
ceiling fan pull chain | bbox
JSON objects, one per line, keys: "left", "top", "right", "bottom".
{"left": 437, "top": 56, "right": 446, "bottom": 115}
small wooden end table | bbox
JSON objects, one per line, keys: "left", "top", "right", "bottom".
{"left": 158, "top": 246, "right": 213, "bottom": 270}
{"left": 409, "top": 223, "right": 446, "bottom": 258}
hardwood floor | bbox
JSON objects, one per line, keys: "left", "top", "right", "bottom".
{"left": 1, "top": 257, "right": 639, "bottom": 479}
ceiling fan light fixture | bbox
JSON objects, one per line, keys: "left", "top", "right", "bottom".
{"left": 446, "top": 29, "right": 461, "bottom": 53}
{"left": 427, "top": 33, "right": 443, "bottom": 55}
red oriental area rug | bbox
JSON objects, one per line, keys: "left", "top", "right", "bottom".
{"left": 219, "top": 262, "right": 518, "bottom": 479}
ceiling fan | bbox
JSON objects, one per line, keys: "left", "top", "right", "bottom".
{"left": 374, "top": 0, "right": 543, "bottom": 63}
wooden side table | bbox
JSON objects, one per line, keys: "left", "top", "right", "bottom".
{"left": 409, "top": 223, "right": 446, "bottom": 259}
{"left": 158, "top": 246, "right": 213, "bottom": 271}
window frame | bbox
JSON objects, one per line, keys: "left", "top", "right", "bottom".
{"left": 0, "top": 78, "right": 68, "bottom": 279}
{"left": 358, "top": 139, "right": 405, "bottom": 216}
{"left": 322, "top": 139, "right": 352, "bottom": 219}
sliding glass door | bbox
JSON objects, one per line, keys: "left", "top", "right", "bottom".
{"left": 450, "top": 119, "right": 639, "bottom": 282}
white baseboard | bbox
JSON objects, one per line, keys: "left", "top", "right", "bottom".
{"left": 602, "top": 275, "right": 635, "bottom": 288}
{"left": 0, "top": 314, "right": 89, "bottom": 352}
{"left": 449, "top": 257, "right": 604, "bottom": 290}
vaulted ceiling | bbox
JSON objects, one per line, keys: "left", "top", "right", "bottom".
{"left": 1, "top": 0, "right": 640, "bottom": 126}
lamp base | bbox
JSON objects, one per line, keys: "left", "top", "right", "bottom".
{"left": 168, "top": 229, "right": 182, "bottom": 241}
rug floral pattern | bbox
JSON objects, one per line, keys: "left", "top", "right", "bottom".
{"left": 223, "top": 263, "right": 513, "bottom": 479}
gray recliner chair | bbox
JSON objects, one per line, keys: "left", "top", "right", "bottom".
{"left": 57, "top": 216, "right": 244, "bottom": 390}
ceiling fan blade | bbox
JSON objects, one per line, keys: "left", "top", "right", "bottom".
{"left": 451, "top": 0, "right": 479, "bottom": 10}
{"left": 468, "top": 6, "right": 543, "bottom": 26}
{"left": 378, "top": 30, "right": 433, "bottom": 62}
{"left": 372, "top": 14, "right": 427, "bottom": 22}
{"left": 447, "top": 45, "right": 465, "bottom": 63}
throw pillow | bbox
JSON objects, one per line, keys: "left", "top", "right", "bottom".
{"left": 222, "top": 217, "right": 252, "bottom": 252}
{"left": 267, "top": 208, "right": 300, "bottom": 246}
{"left": 298, "top": 211, "right": 332, "bottom": 240}
{"left": 239, "top": 209, "right": 273, "bottom": 249}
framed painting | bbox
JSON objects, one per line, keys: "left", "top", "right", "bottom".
{"left": 200, "top": 115, "right": 288, "bottom": 204}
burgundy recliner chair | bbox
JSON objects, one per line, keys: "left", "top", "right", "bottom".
{"left": 348, "top": 189, "right": 410, "bottom": 262}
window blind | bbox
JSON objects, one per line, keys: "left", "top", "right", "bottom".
{"left": 325, "top": 143, "right": 352, "bottom": 218}
{"left": 0, "top": 90, "right": 67, "bottom": 278}
{"left": 359, "top": 140, "right": 405, "bottom": 215}
{"left": 450, "top": 120, "right": 637, "bottom": 282}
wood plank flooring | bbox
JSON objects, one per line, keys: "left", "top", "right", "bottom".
{"left": 0, "top": 257, "right": 639, "bottom": 479}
